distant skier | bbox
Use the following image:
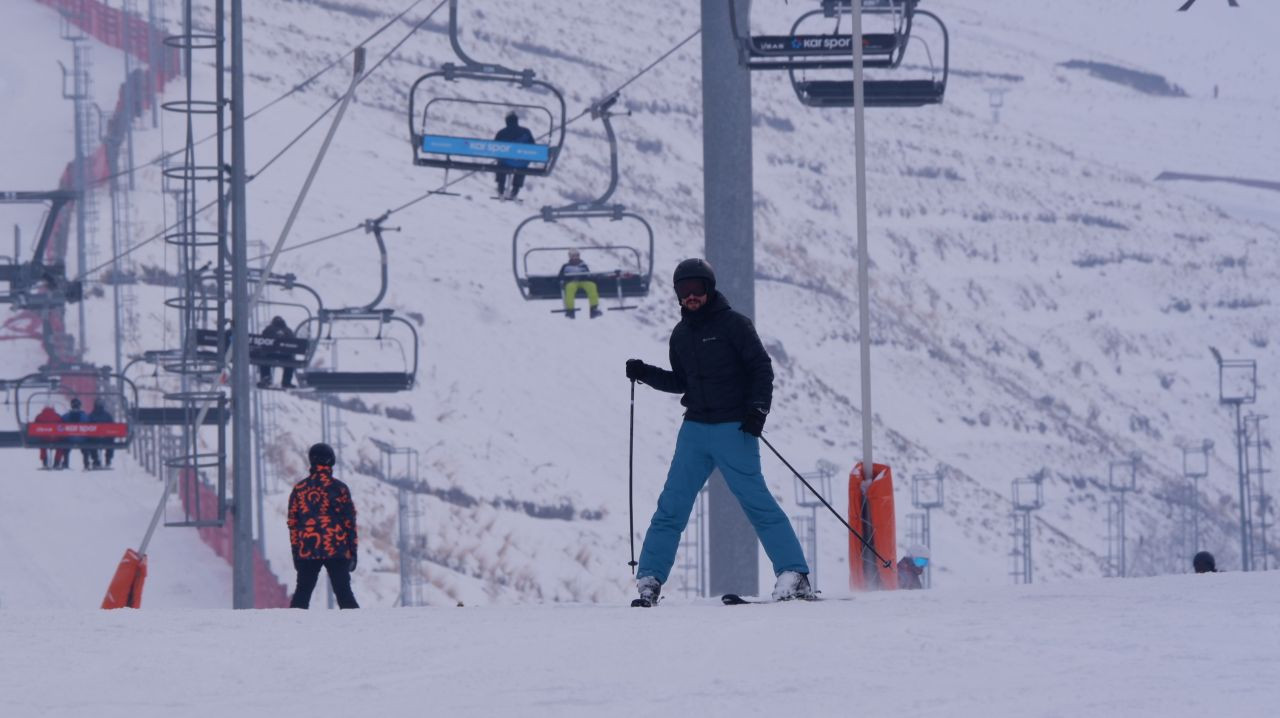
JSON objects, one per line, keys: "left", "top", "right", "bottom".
{"left": 897, "top": 544, "right": 930, "bottom": 589}
{"left": 493, "top": 111, "right": 535, "bottom": 200}
{"left": 287, "top": 443, "right": 360, "bottom": 609}
{"left": 625, "top": 258, "right": 811, "bottom": 606}
{"left": 1193, "top": 551, "right": 1217, "bottom": 574}
{"left": 86, "top": 400, "right": 115, "bottom": 469}
{"left": 60, "top": 398, "right": 89, "bottom": 470}
{"left": 558, "top": 250, "right": 602, "bottom": 319}
{"left": 33, "top": 405, "right": 61, "bottom": 469}
{"left": 258, "top": 316, "right": 296, "bottom": 389}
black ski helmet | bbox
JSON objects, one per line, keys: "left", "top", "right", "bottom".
{"left": 308, "top": 442, "right": 336, "bottom": 468}
{"left": 1192, "top": 550, "right": 1216, "bottom": 573}
{"left": 672, "top": 258, "right": 716, "bottom": 294}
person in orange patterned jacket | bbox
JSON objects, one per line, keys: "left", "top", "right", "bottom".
{"left": 287, "top": 442, "right": 359, "bottom": 609}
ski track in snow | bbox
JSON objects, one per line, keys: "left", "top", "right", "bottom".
{"left": 2, "top": 572, "right": 1279, "bottom": 717}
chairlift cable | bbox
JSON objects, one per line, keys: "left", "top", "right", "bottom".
{"left": 75, "top": 2, "right": 447, "bottom": 282}
{"left": 251, "top": 3, "right": 445, "bottom": 181}
{"left": 381, "top": 26, "right": 703, "bottom": 222}
{"left": 244, "top": 23, "right": 702, "bottom": 261}
{"left": 89, "top": 0, "right": 440, "bottom": 189}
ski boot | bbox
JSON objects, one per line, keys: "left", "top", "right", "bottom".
{"left": 771, "top": 571, "right": 816, "bottom": 601}
{"left": 589, "top": 307, "right": 603, "bottom": 319}
{"left": 632, "top": 576, "right": 661, "bottom": 607}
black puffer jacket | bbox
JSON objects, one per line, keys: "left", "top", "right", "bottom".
{"left": 641, "top": 291, "right": 773, "bottom": 423}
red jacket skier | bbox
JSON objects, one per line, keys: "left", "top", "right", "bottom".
{"left": 34, "top": 405, "right": 61, "bottom": 469}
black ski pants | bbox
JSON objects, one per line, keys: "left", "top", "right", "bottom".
{"left": 290, "top": 557, "right": 359, "bottom": 609}
{"left": 495, "top": 170, "right": 525, "bottom": 196}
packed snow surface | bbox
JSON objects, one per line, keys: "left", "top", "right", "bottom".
{"left": 3, "top": 571, "right": 1278, "bottom": 717}
{"left": 0, "top": 459, "right": 231, "bottom": 609}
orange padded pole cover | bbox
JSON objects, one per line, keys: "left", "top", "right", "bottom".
{"left": 848, "top": 462, "right": 897, "bottom": 590}
{"left": 101, "top": 548, "right": 148, "bottom": 609}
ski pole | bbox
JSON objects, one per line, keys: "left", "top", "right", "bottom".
{"left": 627, "top": 379, "right": 638, "bottom": 574}
{"left": 759, "top": 434, "right": 892, "bottom": 568}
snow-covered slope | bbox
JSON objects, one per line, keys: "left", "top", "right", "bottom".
{"left": 4, "top": 571, "right": 1279, "bottom": 717}
{"left": 5, "top": 0, "right": 1279, "bottom": 605}
{"left": 0, "top": 457, "right": 232, "bottom": 608}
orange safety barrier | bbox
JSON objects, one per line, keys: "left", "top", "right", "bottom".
{"left": 848, "top": 462, "right": 897, "bottom": 590}
{"left": 101, "top": 548, "right": 147, "bottom": 609}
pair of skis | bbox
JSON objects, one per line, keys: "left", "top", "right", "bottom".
{"left": 630, "top": 593, "right": 828, "bottom": 607}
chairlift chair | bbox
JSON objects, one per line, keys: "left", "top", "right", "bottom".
{"left": 188, "top": 269, "right": 322, "bottom": 375}
{"left": 729, "top": 0, "right": 915, "bottom": 72}
{"left": 789, "top": 5, "right": 949, "bottom": 108}
{"left": 407, "top": 0, "right": 566, "bottom": 180}
{"left": 121, "top": 351, "right": 231, "bottom": 426}
{"left": 15, "top": 368, "right": 137, "bottom": 450}
{"left": 510, "top": 93, "right": 654, "bottom": 312}
{"left": 296, "top": 309, "right": 420, "bottom": 394}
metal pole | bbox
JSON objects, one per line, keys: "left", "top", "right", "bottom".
{"left": 72, "top": 38, "right": 89, "bottom": 357}
{"left": 1024, "top": 511, "right": 1033, "bottom": 583}
{"left": 923, "top": 507, "right": 932, "bottom": 588}
{"left": 1192, "top": 475, "right": 1201, "bottom": 552}
{"left": 701, "top": 0, "right": 757, "bottom": 597}
{"left": 1118, "top": 490, "right": 1127, "bottom": 577}
{"left": 848, "top": 0, "right": 878, "bottom": 586}
{"left": 229, "top": 0, "right": 254, "bottom": 609}
{"left": 1235, "top": 403, "right": 1251, "bottom": 571}
{"left": 252, "top": 386, "right": 265, "bottom": 546}
{"left": 148, "top": 0, "right": 160, "bottom": 128}
{"left": 1257, "top": 419, "right": 1270, "bottom": 570}
{"left": 123, "top": 1, "right": 137, "bottom": 191}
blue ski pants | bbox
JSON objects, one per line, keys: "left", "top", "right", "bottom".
{"left": 637, "top": 421, "right": 809, "bottom": 585}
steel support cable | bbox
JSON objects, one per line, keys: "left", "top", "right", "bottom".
{"left": 252, "top": 24, "right": 704, "bottom": 262}
{"left": 251, "top": 2, "right": 447, "bottom": 181}
{"left": 389, "top": 25, "right": 703, "bottom": 218}
{"left": 91, "top": 0, "right": 441, "bottom": 189}
{"left": 77, "top": 1, "right": 448, "bottom": 282}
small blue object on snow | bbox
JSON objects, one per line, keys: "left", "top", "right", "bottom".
{"left": 420, "top": 134, "right": 549, "bottom": 163}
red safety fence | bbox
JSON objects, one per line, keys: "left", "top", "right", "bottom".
{"left": 37, "top": 0, "right": 181, "bottom": 83}
{"left": 32, "top": 0, "right": 294, "bottom": 609}
{"left": 16, "top": 0, "right": 183, "bottom": 364}
{"left": 180, "top": 473, "right": 292, "bottom": 609}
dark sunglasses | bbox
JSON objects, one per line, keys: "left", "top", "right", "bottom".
{"left": 675, "top": 279, "right": 707, "bottom": 299}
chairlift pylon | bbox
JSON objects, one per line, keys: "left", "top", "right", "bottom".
{"left": 0, "top": 190, "right": 85, "bottom": 308}
{"left": 511, "top": 93, "right": 654, "bottom": 312}
{"left": 407, "top": 0, "right": 567, "bottom": 181}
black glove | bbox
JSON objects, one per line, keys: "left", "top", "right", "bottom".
{"left": 349, "top": 554, "right": 358, "bottom": 573}
{"left": 625, "top": 359, "right": 649, "bottom": 381}
{"left": 740, "top": 408, "right": 767, "bottom": 438}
